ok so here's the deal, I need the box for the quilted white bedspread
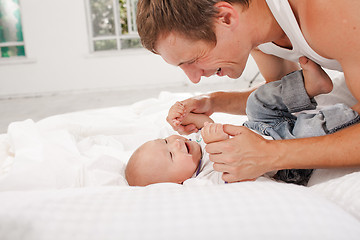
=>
[0,90,359,239]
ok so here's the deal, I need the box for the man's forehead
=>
[156,33,200,66]
[155,32,180,56]
[158,32,185,46]
[162,32,178,45]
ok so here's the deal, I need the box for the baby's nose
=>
[175,139,183,145]
[171,139,183,149]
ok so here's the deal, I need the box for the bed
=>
[1,76,360,239]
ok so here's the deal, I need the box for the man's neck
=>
[250,0,289,47]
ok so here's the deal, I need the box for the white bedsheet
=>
[0,90,360,239]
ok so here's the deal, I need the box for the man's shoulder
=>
[300,0,359,60]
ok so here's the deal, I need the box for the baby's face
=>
[139,135,202,184]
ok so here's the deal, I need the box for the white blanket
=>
[0,90,360,239]
[0,92,250,190]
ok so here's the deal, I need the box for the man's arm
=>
[275,125,360,170]
[208,89,255,115]
[250,48,300,82]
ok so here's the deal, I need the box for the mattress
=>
[0,89,359,239]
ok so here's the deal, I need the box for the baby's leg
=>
[299,56,333,98]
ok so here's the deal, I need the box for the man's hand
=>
[166,95,214,135]
[205,124,278,182]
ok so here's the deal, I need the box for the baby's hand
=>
[168,101,186,127]
[168,101,214,132]
[201,122,229,144]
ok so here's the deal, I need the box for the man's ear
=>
[214,1,239,29]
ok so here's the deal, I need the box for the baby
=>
[125,106,228,186]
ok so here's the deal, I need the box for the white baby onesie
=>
[187,132,225,184]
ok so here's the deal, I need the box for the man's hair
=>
[136,0,251,53]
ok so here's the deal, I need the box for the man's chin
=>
[230,72,243,79]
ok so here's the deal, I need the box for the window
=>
[86,0,142,52]
[0,0,25,58]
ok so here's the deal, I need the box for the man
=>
[136,0,360,182]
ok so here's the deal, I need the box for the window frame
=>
[85,0,142,54]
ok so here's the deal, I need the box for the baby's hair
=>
[126,142,164,186]
[125,146,144,186]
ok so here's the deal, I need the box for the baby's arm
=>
[201,122,229,144]
[168,101,214,129]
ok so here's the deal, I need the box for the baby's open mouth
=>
[185,141,190,153]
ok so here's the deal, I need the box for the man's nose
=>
[180,65,203,83]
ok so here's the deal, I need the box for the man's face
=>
[155,30,251,83]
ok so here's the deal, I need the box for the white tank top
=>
[258,0,343,72]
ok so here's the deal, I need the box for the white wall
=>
[0,0,259,98]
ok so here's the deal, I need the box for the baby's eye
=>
[164,139,168,144]
[187,59,196,65]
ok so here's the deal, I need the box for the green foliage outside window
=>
[0,0,26,58]
[119,0,128,35]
